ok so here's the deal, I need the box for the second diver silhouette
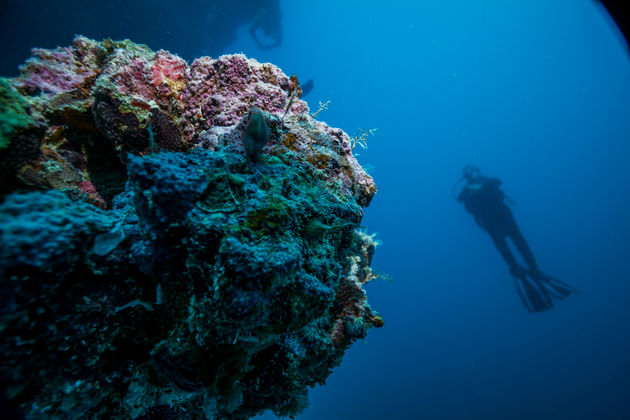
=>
[456,165,580,312]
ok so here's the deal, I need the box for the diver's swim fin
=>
[528,269,581,300]
[512,273,554,312]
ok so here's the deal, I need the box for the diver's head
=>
[462,164,481,182]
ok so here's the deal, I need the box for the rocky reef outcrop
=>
[0,36,382,419]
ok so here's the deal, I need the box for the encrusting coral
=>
[0,36,382,419]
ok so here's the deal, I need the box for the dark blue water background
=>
[2,1,629,418]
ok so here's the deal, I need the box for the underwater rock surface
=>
[0,37,381,419]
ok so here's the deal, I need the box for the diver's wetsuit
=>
[458,177,537,273]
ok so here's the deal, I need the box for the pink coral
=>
[181,54,305,130]
[151,51,187,86]
[151,50,188,101]
[7,36,376,208]
[13,45,98,95]
[78,179,98,194]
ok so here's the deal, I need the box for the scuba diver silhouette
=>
[456,165,579,312]
[248,0,283,50]
[205,0,283,54]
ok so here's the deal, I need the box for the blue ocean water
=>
[2,1,629,418]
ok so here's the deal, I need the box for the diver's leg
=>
[511,229,538,270]
[489,233,519,270]
[503,208,538,270]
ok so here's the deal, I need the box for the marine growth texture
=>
[0,37,381,419]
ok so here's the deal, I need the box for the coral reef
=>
[0,36,381,419]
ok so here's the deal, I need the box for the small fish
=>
[242,107,271,159]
